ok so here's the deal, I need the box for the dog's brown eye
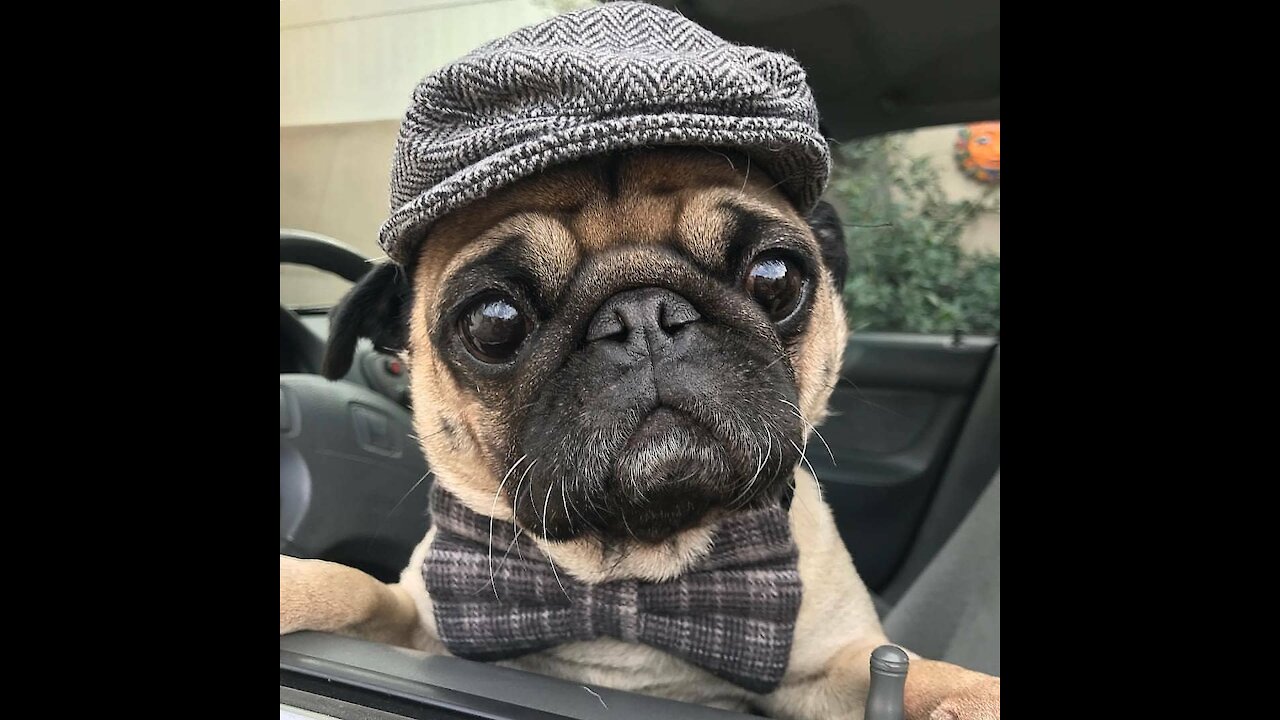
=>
[745,253,804,322]
[459,295,528,363]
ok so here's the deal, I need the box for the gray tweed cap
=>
[380,0,830,265]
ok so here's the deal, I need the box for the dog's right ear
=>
[322,262,412,380]
[807,200,848,292]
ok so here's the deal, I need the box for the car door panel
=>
[806,332,996,592]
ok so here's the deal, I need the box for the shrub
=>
[826,134,1000,336]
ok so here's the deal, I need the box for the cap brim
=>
[380,113,829,265]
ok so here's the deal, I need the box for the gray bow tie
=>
[422,484,802,693]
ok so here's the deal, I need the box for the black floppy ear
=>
[807,200,848,292]
[322,262,412,380]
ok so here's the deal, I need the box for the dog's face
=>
[326,148,848,564]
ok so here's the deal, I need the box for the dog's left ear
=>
[807,200,848,292]
[322,262,412,380]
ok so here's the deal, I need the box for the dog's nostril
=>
[586,311,628,342]
[585,288,700,344]
[659,298,700,332]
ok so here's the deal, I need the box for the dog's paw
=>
[280,554,362,635]
[280,554,319,635]
[280,554,394,637]
[927,675,1000,720]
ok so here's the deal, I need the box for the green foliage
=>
[826,135,1000,336]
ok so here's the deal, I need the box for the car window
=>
[829,124,1000,337]
[280,263,353,311]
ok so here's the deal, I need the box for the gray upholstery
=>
[870,592,893,621]
[882,347,1000,605]
[884,472,1000,676]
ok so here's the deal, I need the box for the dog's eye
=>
[459,295,529,363]
[745,253,805,322]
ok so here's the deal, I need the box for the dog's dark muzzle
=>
[512,284,802,543]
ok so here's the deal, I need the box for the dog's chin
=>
[602,408,758,543]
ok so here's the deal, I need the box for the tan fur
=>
[281,148,998,719]
[279,555,425,648]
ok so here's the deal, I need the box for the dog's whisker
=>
[388,470,433,521]
[834,375,910,419]
[789,438,826,503]
[512,458,539,528]
[565,489,591,531]
[510,458,539,561]
[762,352,789,372]
[511,399,542,415]
[365,469,435,556]
[607,537,636,574]
[500,526,524,564]
[559,481,573,533]
[532,485,546,526]
[739,432,766,508]
[545,549,573,600]
[807,424,836,467]
[706,147,737,172]
[779,397,837,467]
[786,477,818,523]
[619,505,639,542]
[488,455,528,601]
[732,421,769,508]
[539,486,574,601]
[541,481,558,536]
[760,169,804,194]
[475,527,525,596]
[760,430,775,505]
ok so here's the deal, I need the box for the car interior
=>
[281,0,998,717]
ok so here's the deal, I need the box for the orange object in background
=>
[955,121,1000,183]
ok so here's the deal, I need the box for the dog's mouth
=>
[511,388,803,544]
[621,406,693,453]
[594,404,766,542]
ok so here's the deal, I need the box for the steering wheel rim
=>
[280,229,372,374]
[280,228,373,282]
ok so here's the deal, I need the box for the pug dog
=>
[280,147,999,719]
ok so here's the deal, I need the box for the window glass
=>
[827,124,1000,336]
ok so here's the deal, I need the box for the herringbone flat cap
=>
[380,0,830,265]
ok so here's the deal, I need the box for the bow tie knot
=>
[577,580,641,642]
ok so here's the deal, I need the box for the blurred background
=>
[280,0,999,336]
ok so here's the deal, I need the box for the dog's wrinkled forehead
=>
[415,148,813,313]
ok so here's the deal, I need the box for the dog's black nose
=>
[586,288,701,345]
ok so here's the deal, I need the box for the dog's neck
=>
[431,472,811,584]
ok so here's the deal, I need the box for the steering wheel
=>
[280,230,432,582]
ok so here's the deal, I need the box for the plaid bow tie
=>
[422,484,802,693]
